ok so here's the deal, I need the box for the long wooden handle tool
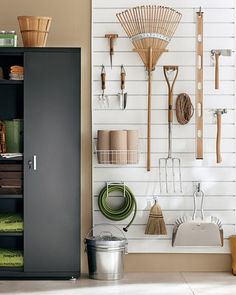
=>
[196,8,204,160]
[215,109,227,164]
[211,49,232,90]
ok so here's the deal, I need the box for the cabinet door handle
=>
[28,155,37,170]
[33,155,37,170]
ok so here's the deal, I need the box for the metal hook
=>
[106,182,126,198]
[121,64,126,75]
[101,64,105,74]
[153,195,158,204]
[197,7,202,15]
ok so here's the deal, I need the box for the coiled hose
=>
[176,93,194,125]
[98,184,137,232]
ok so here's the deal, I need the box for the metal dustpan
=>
[172,184,223,247]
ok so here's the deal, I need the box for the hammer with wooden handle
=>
[211,50,232,90]
[214,109,227,164]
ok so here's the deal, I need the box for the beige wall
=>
[0,0,231,273]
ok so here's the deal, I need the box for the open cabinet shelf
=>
[0,80,23,85]
[0,233,23,237]
[0,267,23,272]
[0,195,23,199]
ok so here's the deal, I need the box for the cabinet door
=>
[24,51,80,272]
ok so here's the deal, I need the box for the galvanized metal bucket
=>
[85,224,128,280]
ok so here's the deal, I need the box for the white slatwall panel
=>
[92,0,236,253]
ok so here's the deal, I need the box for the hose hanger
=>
[98,182,137,232]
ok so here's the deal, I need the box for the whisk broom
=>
[117,6,182,171]
[145,197,167,235]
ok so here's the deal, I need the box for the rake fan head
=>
[117,5,182,70]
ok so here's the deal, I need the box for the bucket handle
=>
[99,231,113,238]
[84,223,128,254]
[85,223,127,241]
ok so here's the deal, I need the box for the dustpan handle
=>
[192,185,205,220]
[200,190,205,220]
[192,191,197,220]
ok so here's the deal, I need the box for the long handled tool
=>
[117,6,182,171]
[159,66,182,193]
[99,65,109,108]
[172,182,223,247]
[196,8,204,160]
[211,49,232,90]
[118,65,127,110]
[214,109,227,164]
[105,34,118,69]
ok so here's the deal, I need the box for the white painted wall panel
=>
[92,0,236,253]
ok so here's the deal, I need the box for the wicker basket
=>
[17,16,52,47]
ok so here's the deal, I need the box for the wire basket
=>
[95,143,139,165]
[18,16,52,47]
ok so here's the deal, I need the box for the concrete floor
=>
[0,272,236,295]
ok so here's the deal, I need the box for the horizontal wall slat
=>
[93,196,236,211]
[93,154,236,168]
[93,81,235,96]
[126,239,231,254]
[93,52,235,67]
[93,138,236,153]
[93,110,235,124]
[93,181,236,196]
[93,0,235,9]
[94,37,235,53]
[94,210,236,226]
[93,8,235,23]
[93,124,236,139]
[93,66,235,82]
[93,224,234,240]
[93,95,236,110]
[93,23,235,38]
[94,167,235,182]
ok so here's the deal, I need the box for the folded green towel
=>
[0,249,23,267]
[0,214,23,232]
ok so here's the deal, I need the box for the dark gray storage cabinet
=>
[0,48,81,279]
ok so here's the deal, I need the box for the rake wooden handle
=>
[215,53,220,90]
[216,112,222,164]
[147,48,153,172]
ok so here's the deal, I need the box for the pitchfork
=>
[159,66,182,193]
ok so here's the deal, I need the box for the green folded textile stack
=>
[0,214,23,232]
[0,249,23,267]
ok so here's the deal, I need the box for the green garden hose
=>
[98,184,137,232]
